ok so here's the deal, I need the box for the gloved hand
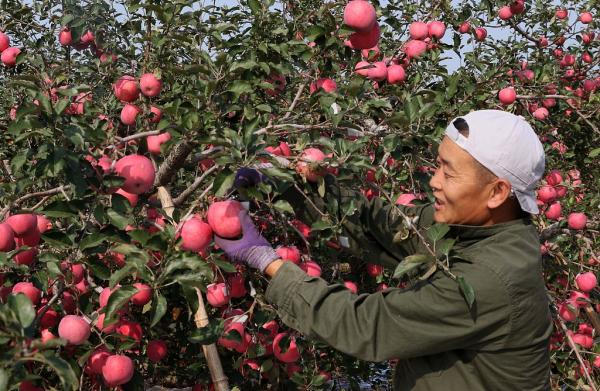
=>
[213,210,281,273]
[231,163,273,190]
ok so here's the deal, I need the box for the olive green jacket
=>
[265,176,552,390]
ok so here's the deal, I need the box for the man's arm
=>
[279,174,435,269]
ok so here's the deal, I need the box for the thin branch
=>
[173,165,219,206]
[507,19,541,44]
[0,185,71,221]
[283,68,314,119]
[558,317,598,391]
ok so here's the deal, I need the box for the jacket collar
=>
[446,216,534,241]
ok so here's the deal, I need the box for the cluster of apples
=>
[113,74,164,130]
[0,31,20,67]
[58,27,116,63]
[536,169,587,223]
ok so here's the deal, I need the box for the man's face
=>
[429,136,494,226]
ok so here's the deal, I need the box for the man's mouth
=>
[434,198,444,210]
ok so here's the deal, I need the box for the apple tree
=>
[0,0,599,389]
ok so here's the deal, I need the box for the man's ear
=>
[487,179,513,209]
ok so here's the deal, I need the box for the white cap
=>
[444,110,545,214]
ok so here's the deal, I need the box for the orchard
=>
[0,0,599,390]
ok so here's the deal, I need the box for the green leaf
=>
[109,265,136,290]
[105,285,138,324]
[427,223,450,242]
[80,234,106,251]
[273,200,294,214]
[393,254,435,279]
[227,81,253,94]
[41,200,78,218]
[0,369,8,391]
[9,293,36,328]
[106,208,132,230]
[188,317,224,345]
[248,0,261,14]
[590,148,600,158]
[210,257,239,273]
[456,276,475,308]
[33,353,78,390]
[87,259,111,280]
[150,294,167,327]
[212,168,235,197]
[440,238,456,259]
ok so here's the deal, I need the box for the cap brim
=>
[515,189,539,214]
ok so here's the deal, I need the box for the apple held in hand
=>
[207,200,245,238]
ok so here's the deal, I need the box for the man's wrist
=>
[264,258,285,277]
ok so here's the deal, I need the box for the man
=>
[216,110,552,390]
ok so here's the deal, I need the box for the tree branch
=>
[0,185,71,221]
[173,165,219,206]
[154,141,195,187]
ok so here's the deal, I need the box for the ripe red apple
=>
[218,321,245,349]
[258,320,279,339]
[563,54,575,66]
[1,47,20,66]
[265,141,291,156]
[361,46,379,61]
[458,22,470,34]
[61,262,84,284]
[538,185,557,203]
[114,75,140,102]
[58,315,91,345]
[571,333,594,349]
[366,263,384,276]
[498,87,516,105]
[409,22,429,40]
[147,132,172,155]
[179,217,213,253]
[36,215,51,234]
[349,21,380,50]
[114,154,155,194]
[556,9,568,19]
[582,52,593,63]
[116,319,142,344]
[207,283,230,307]
[100,52,117,63]
[148,106,163,123]
[95,313,117,333]
[533,107,549,120]
[227,274,247,298]
[544,201,561,220]
[546,170,563,186]
[13,247,37,266]
[299,260,322,277]
[102,355,135,385]
[114,188,138,207]
[0,32,10,52]
[6,213,37,238]
[582,80,596,93]
[428,21,446,39]
[404,40,427,59]
[355,61,371,77]
[344,0,376,33]
[499,6,513,20]
[12,282,41,305]
[558,302,578,321]
[0,222,15,252]
[15,229,41,248]
[88,346,113,374]
[37,307,59,329]
[475,28,487,41]
[576,272,597,292]
[309,78,337,94]
[344,281,358,294]
[367,61,387,81]
[568,213,587,230]
[80,30,95,45]
[140,73,162,97]
[131,283,152,306]
[580,12,593,24]
[276,246,300,264]
[120,103,142,126]
[509,0,525,14]
[273,333,301,362]
[207,200,245,238]
[296,148,326,182]
[147,340,167,362]
[386,64,405,85]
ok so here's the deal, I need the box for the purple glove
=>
[231,163,273,189]
[214,210,281,273]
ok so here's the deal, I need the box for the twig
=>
[558,317,598,391]
[0,185,71,221]
[2,160,16,182]
[507,19,541,44]
[173,165,219,206]
[283,68,314,119]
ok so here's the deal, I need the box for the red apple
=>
[273,333,301,363]
[227,274,247,298]
[114,75,140,102]
[265,141,291,156]
[147,132,172,155]
[386,65,405,85]
[344,0,376,33]
[88,346,113,374]
[13,247,37,266]
[409,22,429,40]
[556,9,568,19]
[140,73,162,97]
[361,46,380,61]
[116,319,142,345]
[544,201,561,220]
[7,213,38,237]
[276,246,301,264]
[576,272,597,292]
[458,22,470,34]
[299,260,322,277]
[344,281,358,294]
[475,28,487,41]
[58,315,90,345]
[206,283,230,307]
[580,12,593,24]
[558,302,578,321]
[428,21,446,39]
[12,282,41,305]
[571,333,594,349]
[366,263,384,276]
[404,40,427,59]
[498,87,516,105]
[309,78,337,94]
[355,61,371,77]
[36,215,51,233]
[264,73,285,95]
[568,213,587,230]
[349,22,380,50]
[131,283,152,306]
[179,217,213,253]
[147,340,167,362]
[120,103,142,126]
[1,47,20,66]
[367,61,387,81]
[37,307,59,329]
[114,188,138,207]
[60,262,84,284]
[207,200,245,238]
[538,185,557,203]
[499,6,513,20]
[533,107,549,120]
[510,0,525,14]
[546,170,563,186]
[258,320,279,339]
[149,106,163,123]
[218,321,245,349]
[114,154,156,194]
[0,222,15,252]
[0,32,10,52]
[102,355,134,385]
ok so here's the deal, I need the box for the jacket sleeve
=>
[265,261,512,363]
[279,174,435,269]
